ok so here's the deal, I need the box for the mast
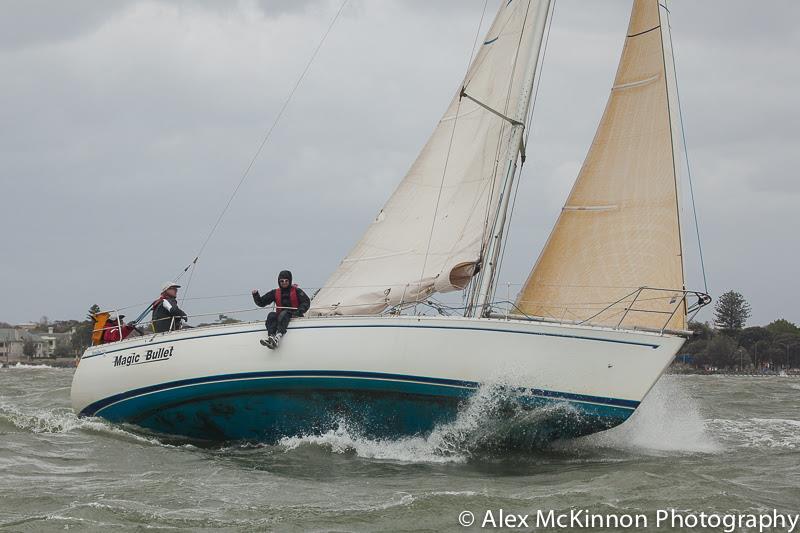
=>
[467,0,552,318]
[658,1,688,296]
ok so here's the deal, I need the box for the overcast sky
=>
[1,0,797,326]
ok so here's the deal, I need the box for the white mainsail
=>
[516,0,687,331]
[310,0,552,316]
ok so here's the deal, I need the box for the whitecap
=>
[278,421,466,464]
[276,382,593,463]
[708,417,800,449]
[0,401,169,446]
[7,362,60,369]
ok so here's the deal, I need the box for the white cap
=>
[161,281,181,293]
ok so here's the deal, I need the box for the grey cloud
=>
[0,0,797,327]
[0,1,124,50]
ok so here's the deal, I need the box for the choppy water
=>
[1,366,798,532]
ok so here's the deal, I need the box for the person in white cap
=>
[151,282,188,333]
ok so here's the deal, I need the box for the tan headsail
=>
[311,0,551,316]
[515,0,687,331]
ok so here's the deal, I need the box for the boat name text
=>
[113,346,174,368]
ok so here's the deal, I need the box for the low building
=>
[0,328,42,360]
[0,327,74,362]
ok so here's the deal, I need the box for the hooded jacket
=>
[252,270,311,317]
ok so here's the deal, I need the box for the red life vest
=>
[104,323,134,343]
[151,297,164,311]
[274,284,299,313]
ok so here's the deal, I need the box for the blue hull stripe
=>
[80,370,641,417]
[80,323,659,360]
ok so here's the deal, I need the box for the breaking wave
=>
[279,423,462,463]
[0,401,167,446]
[278,377,725,462]
[7,362,58,369]
[3,372,761,462]
[276,383,627,463]
[3,381,591,462]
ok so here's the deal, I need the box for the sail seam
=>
[341,250,414,262]
[464,2,521,87]
[627,25,660,38]
[612,74,660,90]
[562,205,618,212]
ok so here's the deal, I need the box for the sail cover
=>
[311,0,551,316]
[516,0,687,331]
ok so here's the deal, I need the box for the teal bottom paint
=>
[95,377,634,444]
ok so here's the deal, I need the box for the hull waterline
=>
[71,316,684,445]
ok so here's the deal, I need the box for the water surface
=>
[1,366,798,531]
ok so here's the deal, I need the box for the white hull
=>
[71,315,684,443]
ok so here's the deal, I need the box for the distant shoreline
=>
[1,358,76,369]
[668,367,800,377]
[3,359,798,379]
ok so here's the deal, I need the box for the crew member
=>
[152,282,188,333]
[252,270,310,348]
[103,315,137,343]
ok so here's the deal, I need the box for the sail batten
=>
[311,0,551,316]
[515,0,687,331]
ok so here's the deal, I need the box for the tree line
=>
[6,294,799,368]
[680,290,800,370]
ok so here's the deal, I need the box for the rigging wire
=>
[468,0,537,313]
[414,0,489,309]
[492,0,556,301]
[180,256,198,305]
[468,2,528,305]
[173,0,350,293]
[664,3,709,295]
[474,1,535,253]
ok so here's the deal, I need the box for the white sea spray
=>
[576,376,722,454]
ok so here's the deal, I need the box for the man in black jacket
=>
[252,270,310,348]
[152,282,188,333]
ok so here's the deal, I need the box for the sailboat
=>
[71,0,709,444]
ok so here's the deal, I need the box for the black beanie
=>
[278,270,292,284]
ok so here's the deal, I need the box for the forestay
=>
[516,0,687,331]
[311,0,551,316]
